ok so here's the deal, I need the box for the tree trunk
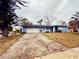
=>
[1,26,8,37]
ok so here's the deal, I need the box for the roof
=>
[22,25,68,28]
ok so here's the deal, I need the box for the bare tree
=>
[43,14,54,25]
[59,20,67,26]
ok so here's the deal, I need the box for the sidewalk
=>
[34,48,79,59]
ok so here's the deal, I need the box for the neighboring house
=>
[21,25,68,33]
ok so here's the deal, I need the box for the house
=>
[21,25,68,33]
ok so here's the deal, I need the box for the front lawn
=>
[43,32,79,48]
[0,34,23,55]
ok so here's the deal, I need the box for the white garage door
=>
[27,28,40,33]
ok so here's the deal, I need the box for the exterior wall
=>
[41,28,51,32]
[22,27,52,33]
[53,27,68,32]
[22,26,68,33]
[22,27,27,33]
[53,27,56,32]
[58,27,68,32]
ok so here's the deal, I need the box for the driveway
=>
[0,33,69,59]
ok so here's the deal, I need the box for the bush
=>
[15,29,20,33]
[56,30,62,32]
[45,31,49,33]
[74,30,78,32]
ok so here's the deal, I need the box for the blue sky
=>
[15,0,79,24]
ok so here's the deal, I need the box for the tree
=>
[43,14,54,25]
[58,20,67,26]
[69,12,79,32]
[37,19,43,25]
[37,19,43,32]
[21,18,32,25]
[0,0,27,37]
[21,18,28,25]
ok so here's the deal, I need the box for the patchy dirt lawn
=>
[43,32,79,48]
[0,34,23,55]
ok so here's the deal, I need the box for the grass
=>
[0,34,23,55]
[43,32,79,48]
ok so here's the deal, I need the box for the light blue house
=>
[21,25,68,33]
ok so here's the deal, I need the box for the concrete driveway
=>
[0,33,70,59]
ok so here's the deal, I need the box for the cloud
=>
[15,0,79,24]
[55,0,68,12]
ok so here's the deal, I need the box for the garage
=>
[26,28,40,33]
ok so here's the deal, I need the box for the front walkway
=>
[0,33,68,59]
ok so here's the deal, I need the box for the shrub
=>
[45,31,49,33]
[56,30,62,32]
[15,29,20,33]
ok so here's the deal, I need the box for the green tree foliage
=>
[21,18,32,25]
[21,18,28,25]
[0,0,27,37]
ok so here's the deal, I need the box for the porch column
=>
[55,26,58,32]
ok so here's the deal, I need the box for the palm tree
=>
[37,19,43,25]
[37,19,43,32]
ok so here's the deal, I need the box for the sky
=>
[15,0,79,25]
